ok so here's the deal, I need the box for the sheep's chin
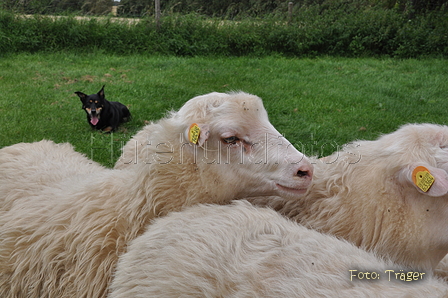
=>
[275,183,308,198]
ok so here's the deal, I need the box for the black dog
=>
[75,86,131,132]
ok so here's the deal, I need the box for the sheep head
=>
[383,124,448,270]
[302,123,448,271]
[117,92,313,208]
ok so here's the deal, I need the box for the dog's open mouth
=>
[90,116,99,126]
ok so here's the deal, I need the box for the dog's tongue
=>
[90,116,99,126]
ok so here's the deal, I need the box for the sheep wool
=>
[0,91,312,298]
[250,123,448,272]
[110,201,448,298]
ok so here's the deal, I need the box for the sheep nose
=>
[295,164,313,180]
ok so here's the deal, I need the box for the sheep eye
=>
[222,136,239,144]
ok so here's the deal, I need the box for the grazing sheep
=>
[109,201,448,298]
[0,91,313,298]
[250,123,448,272]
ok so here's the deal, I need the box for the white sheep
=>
[435,256,448,280]
[0,140,105,211]
[250,123,448,273]
[109,200,448,298]
[0,91,313,298]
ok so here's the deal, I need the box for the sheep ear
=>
[185,123,210,146]
[399,163,448,197]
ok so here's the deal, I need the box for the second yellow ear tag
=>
[412,166,435,192]
[188,123,200,144]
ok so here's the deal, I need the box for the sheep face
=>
[117,92,313,201]
[181,93,313,199]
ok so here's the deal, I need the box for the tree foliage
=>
[0,0,111,15]
[1,0,447,17]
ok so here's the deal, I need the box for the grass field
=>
[1,52,447,167]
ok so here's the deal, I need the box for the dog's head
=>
[75,85,106,126]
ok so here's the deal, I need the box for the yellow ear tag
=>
[412,166,435,192]
[188,123,200,144]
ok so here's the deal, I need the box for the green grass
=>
[1,52,447,167]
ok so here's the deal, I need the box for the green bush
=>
[0,6,446,58]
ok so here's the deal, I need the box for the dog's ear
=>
[75,91,87,102]
[98,85,105,98]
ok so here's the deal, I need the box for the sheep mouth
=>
[275,183,308,195]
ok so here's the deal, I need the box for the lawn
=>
[1,52,447,167]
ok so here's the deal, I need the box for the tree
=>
[81,0,114,15]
